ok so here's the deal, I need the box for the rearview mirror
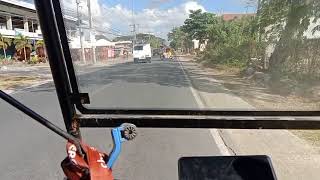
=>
[178,155,277,180]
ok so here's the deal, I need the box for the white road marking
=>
[209,129,231,155]
[177,59,205,108]
[177,58,231,155]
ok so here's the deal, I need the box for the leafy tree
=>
[36,40,44,48]
[113,33,165,48]
[258,0,320,77]
[14,34,32,61]
[168,27,193,52]
[0,34,12,59]
[203,15,259,67]
[181,9,216,44]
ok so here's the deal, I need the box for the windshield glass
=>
[134,45,143,51]
[60,0,320,111]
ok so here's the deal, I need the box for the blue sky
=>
[20,0,256,39]
[102,0,256,13]
[92,0,258,39]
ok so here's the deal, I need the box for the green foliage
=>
[113,33,165,48]
[168,27,193,52]
[14,35,32,50]
[168,1,320,81]
[36,40,44,48]
[146,35,164,49]
[13,34,32,61]
[258,0,320,79]
[203,14,260,68]
[29,55,39,64]
[181,9,216,44]
[0,34,12,59]
[0,34,12,49]
[170,9,262,67]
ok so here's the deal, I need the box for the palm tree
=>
[35,40,46,62]
[35,40,44,48]
[0,34,12,59]
[13,34,32,61]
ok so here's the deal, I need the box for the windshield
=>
[134,45,143,51]
[1,0,320,180]
[60,0,320,111]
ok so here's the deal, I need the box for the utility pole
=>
[257,0,262,43]
[87,0,96,64]
[76,0,86,64]
[131,0,136,47]
[130,24,136,44]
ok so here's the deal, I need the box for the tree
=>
[0,34,12,59]
[259,0,320,77]
[181,9,216,44]
[14,34,32,61]
[35,40,44,48]
[168,27,193,52]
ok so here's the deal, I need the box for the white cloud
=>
[184,1,206,13]
[99,1,206,39]
[22,0,205,39]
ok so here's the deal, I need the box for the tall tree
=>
[14,34,32,61]
[259,0,320,77]
[168,27,192,52]
[181,9,216,44]
[0,34,12,59]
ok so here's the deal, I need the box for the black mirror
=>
[178,155,277,180]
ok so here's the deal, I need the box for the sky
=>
[94,0,257,39]
[103,0,256,14]
[22,0,257,39]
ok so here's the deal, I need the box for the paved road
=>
[0,57,221,179]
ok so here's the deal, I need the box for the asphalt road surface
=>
[0,57,221,179]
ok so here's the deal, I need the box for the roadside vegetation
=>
[168,0,320,97]
[0,34,47,65]
[168,0,320,147]
[113,33,165,49]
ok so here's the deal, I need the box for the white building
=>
[0,0,78,40]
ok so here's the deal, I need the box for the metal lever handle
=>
[107,123,137,169]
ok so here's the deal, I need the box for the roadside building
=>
[0,0,78,60]
[222,13,256,22]
[114,41,132,57]
[95,39,115,60]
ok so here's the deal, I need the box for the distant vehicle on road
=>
[133,44,152,63]
[152,48,161,56]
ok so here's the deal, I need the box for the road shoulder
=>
[179,56,320,180]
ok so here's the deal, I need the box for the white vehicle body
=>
[133,44,152,63]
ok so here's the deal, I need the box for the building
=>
[114,41,132,57]
[222,13,256,21]
[0,0,79,40]
[0,0,41,39]
[0,0,128,62]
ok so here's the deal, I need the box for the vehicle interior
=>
[0,0,320,179]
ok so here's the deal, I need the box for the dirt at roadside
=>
[195,62,320,148]
[205,65,320,111]
[0,75,43,90]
